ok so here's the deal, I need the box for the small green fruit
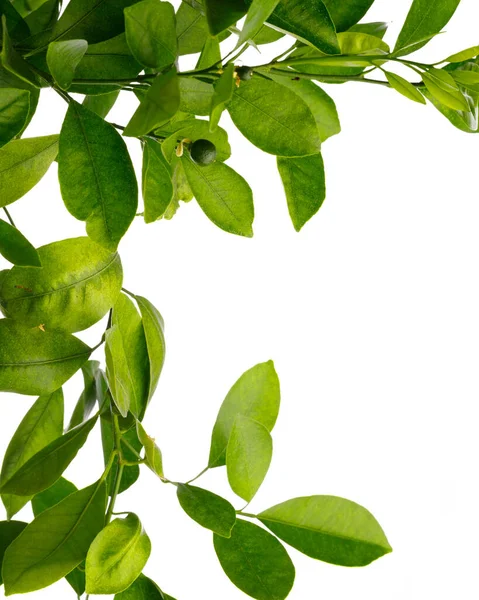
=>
[235,66,254,81]
[190,139,217,166]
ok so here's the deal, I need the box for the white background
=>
[2,0,479,598]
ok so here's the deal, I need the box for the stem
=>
[186,466,210,485]
[121,437,142,459]
[90,338,105,353]
[236,511,256,519]
[105,414,125,523]
[3,207,15,227]
[121,287,136,299]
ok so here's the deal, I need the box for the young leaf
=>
[142,139,174,223]
[394,0,461,56]
[58,101,138,250]
[46,39,88,90]
[83,90,120,118]
[0,236,123,333]
[0,319,91,395]
[124,69,180,137]
[31,477,77,515]
[0,88,30,148]
[446,45,479,63]
[135,295,166,405]
[181,155,254,237]
[210,63,235,131]
[214,519,295,600]
[0,135,58,208]
[259,495,393,566]
[1,389,64,519]
[203,0,247,36]
[2,480,106,594]
[176,484,236,537]
[125,0,177,69]
[86,513,151,594]
[105,325,133,417]
[137,422,164,478]
[237,0,281,47]
[179,77,215,116]
[0,415,98,496]
[68,360,101,430]
[421,70,469,111]
[226,415,273,502]
[322,0,375,32]
[0,218,41,267]
[228,76,322,157]
[422,87,478,133]
[0,521,27,586]
[209,361,280,468]
[384,71,427,104]
[115,573,171,599]
[277,153,326,231]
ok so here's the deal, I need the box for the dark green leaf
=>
[46,39,88,89]
[1,389,64,519]
[226,415,272,502]
[179,77,215,116]
[24,0,60,35]
[0,135,58,208]
[394,0,461,56]
[182,155,254,237]
[115,573,169,599]
[0,319,91,395]
[0,88,30,148]
[0,67,40,137]
[0,236,123,332]
[66,567,86,597]
[228,76,322,157]
[125,0,177,69]
[31,477,77,515]
[83,91,120,118]
[210,63,235,130]
[0,219,41,267]
[142,139,174,223]
[384,71,426,104]
[2,480,106,594]
[0,0,29,42]
[0,521,27,586]
[177,484,236,537]
[259,495,392,566]
[209,361,280,468]
[124,69,180,137]
[58,101,138,250]
[137,421,164,478]
[203,0,247,35]
[68,360,101,429]
[86,513,151,594]
[0,415,98,496]
[238,0,281,47]
[323,0,375,32]
[277,153,326,231]
[1,16,43,88]
[214,519,295,600]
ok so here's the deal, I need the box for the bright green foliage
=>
[0,218,41,267]
[259,495,392,566]
[214,519,295,600]
[384,71,427,104]
[85,513,151,594]
[237,0,281,47]
[0,88,29,147]
[177,484,236,537]
[32,477,77,515]
[46,39,88,89]
[137,421,164,478]
[210,63,235,130]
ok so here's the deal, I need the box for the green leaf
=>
[0,521,27,586]
[2,480,106,594]
[0,236,123,333]
[179,77,215,116]
[349,21,388,38]
[0,135,58,208]
[176,1,209,55]
[422,86,479,132]
[0,88,30,148]
[135,295,166,405]
[338,31,389,55]
[124,69,180,137]
[24,0,60,36]
[210,63,235,131]
[214,519,295,600]
[46,39,88,89]
[0,319,91,395]
[0,219,41,267]
[51,0,140,44]
[86,513,151,594]
[421,69,469,111]
[1,389,63,519]
[137,421,164,478]
[252,25,284,45]
[394,0,461,56]
[203,0,247,35]
[268,75,340,142]
[1,16,43,88]
[0,68,39,136]
[264,0,339,54]
[446,45,479,63]
[58,101,138,250]
[277,153,326,231]
[226,415,272,502]
[115,573,170,599]
[177,484,236,537]
[209,361,280,468]
[238,0,281,47]
[68,360,100,429]
[83,91,120,118]
[323,0,375,32]
[384,71,426,104]
[0,415,98,496]
[451,70,479,86]
[31,477,77,515]
[66,567,86,598]
[159,119,231,163]
[0,0,29,42]
[228,76,322,157]
[181,155,254,237]
[259,495,392,566]
[142,139,174,223]
[125,0,177,69]
[101,415,142,495]
[196,35,221,70]
[105,325,132,417]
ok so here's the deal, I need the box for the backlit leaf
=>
[0,88,30,148]
[177,484,236,537]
